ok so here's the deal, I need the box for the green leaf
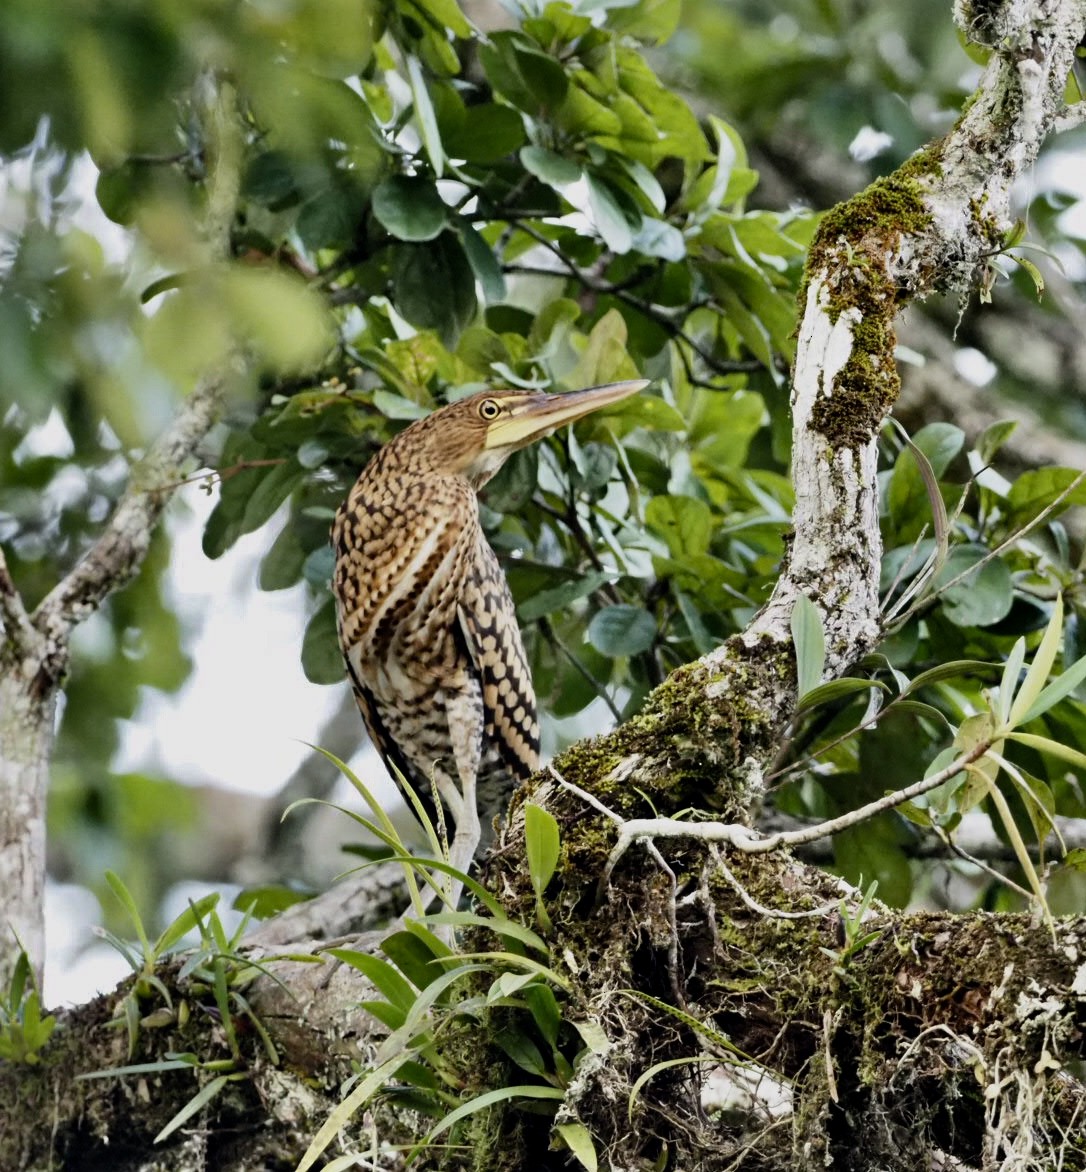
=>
[391,235,477,345]
[105,870,151,957]
[976,419,1018,466]
[422,1085,565,1147]
[154,1075,232,1143]
[154,892,220,955]
[479,33,569,115]
[644,494,712,558]
[296,183,367,250]
[790,595,825,702]
[588,605,657,657]
[795,677,886,713]
[521,982,561,1049]
[327,949,418,1013]
[1007,467,1086,526]
[1014,653,1086,727]
[516,570,615,624]
[521,145,581,187]
[524,804,561,899]
[301,597,343,684]
[998,638,1027,725]
[902,659,999,696]
[231,885,310,919]
[556,1122,599,1172]
[407,55,444,178]
[934,546,1013,628]
[412,0,471,38]
[443,103,526,164]
[380,930,445,990]
[243,150,298,207]
[492,1027,548,1076]
[222,268,334,373]
[586,173,634,253]
[1010,253,1045,298]
[458,219,506,304]
[372,175,448,242]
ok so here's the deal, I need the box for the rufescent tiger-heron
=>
[332,379,648,896]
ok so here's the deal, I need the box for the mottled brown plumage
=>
[332,380,647,885]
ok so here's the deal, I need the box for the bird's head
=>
[395,379,649,488]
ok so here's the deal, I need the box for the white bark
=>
[697,0,1086,740]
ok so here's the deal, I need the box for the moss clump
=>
[801,142,944,450]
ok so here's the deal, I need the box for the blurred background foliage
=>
[2,0,1086,945]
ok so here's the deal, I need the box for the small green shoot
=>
[0,948,56,1064]
[524,803,561,931]
[821,881,882,975]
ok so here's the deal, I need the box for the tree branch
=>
[0,77,246,990]
[30,80,244,684]
[0,545,39,662]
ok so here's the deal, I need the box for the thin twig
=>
[601,738,994,881]
[895,467,1086,627]
[932,824,1034,902]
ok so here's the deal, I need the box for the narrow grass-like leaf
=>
[1008,595,1063,727]
[90,927,140,972]
[422,911,546,953]
[794,678,885,713]
[555,1122,599,1172]
[900,428,950,569]
[302,744,429,911]
[790,595,825,701]
[998,638,1027,725]
[984,771,1052,929]
[1013,651,1086,728]
[76,1058,194,1080]
[376,966,486,1063]
[155,893,220,956]
[296,1053,417,1172]
[421,1084,564,1147]
[1008,731,1086,770]
[902,659,999,695]
[442,951,568,988]
[105,871,152,958]
[154,1074,233,1143]
[629,1055,718,1121]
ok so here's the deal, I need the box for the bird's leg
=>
[438,690,485,912]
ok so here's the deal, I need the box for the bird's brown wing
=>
[456,547,540,782]
[343,655,439,820]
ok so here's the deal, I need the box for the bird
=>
[331,379,648,895]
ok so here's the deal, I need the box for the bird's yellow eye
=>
[478,398,501,421]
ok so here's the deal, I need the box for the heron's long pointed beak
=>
[483,379,649,450]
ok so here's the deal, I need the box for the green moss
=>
[800,141,944,450]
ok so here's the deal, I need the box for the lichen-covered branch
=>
[551,0,1086,824]
[0,79,244,990]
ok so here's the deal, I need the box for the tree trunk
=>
[0,661,57,989]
